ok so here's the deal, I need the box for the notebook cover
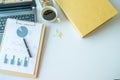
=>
[56,0,118,37]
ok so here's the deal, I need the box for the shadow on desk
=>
[37,26,51,78]
[83,14,119,39]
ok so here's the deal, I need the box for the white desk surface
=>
[0,0,120,80]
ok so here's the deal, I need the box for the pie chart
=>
[17,26,28,38]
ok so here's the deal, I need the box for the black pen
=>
[23,38,32,58]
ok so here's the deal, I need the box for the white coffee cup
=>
[41,6,58,22]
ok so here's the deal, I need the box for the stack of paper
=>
[0,19,45,78]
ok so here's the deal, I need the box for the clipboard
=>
[0,19,45,78]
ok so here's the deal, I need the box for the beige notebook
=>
[56,0,118,37]
[0,19,45,78]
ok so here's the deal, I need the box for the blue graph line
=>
[24,57,29,67]
[3,54,29,67]
[17,58,22,66]
[10,55,15,65]
[4,54,8,64]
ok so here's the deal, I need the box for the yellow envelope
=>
[56,0,118,37]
